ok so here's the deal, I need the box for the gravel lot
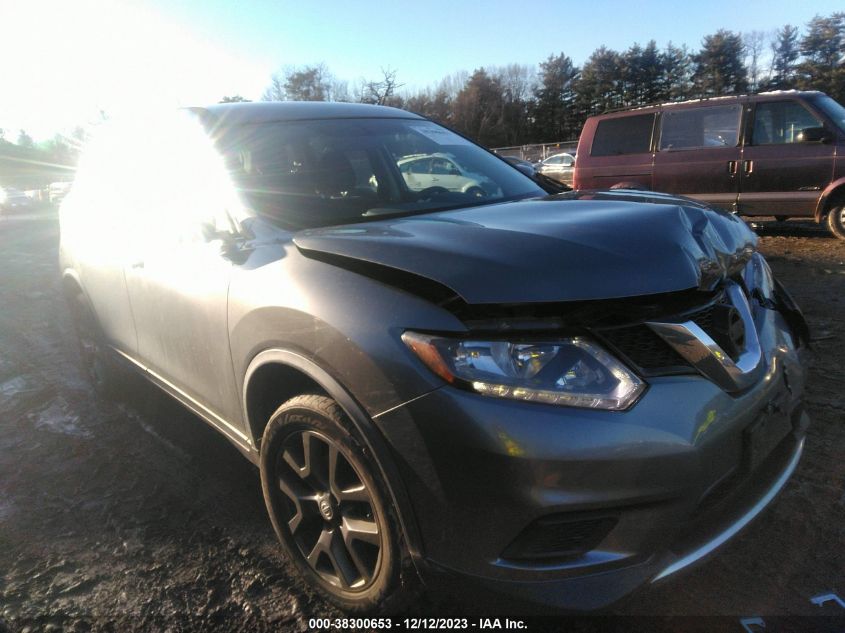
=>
[0,211,843,631]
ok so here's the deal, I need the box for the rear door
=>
[738,98,835,217]
[652,103,744,211]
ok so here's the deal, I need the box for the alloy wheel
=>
[274,430,383,591]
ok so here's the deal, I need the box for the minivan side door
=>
[738,98,836,217]
[652,103,744,211]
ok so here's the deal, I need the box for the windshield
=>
[212,117,544,229]
[811,95,845,134]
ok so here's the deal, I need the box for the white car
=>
[535,152,575,185]
[397,153,497,197]
[0,187,35,213]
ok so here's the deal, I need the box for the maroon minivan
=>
[573,91,845,239]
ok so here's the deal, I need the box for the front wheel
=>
[826,206,845,240]
[68,292,126,397]
[260,394,409,613]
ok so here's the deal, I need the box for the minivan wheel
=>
[68,293,125,397]
[260,395,406,613]
[826,206,845,240]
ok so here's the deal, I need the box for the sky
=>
[0,0,842,142]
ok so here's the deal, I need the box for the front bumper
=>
[374,306,807,610]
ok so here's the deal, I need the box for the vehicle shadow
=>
[746,218,831,239]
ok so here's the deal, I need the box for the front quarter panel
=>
[227,221,466,428]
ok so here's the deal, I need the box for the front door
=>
[652,103,745,211]
[738,99,835,217]
[122,115,247,439]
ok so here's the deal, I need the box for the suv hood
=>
[293,196,757,304]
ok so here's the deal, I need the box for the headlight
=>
[742,252,774,303]
[402,332,645,411]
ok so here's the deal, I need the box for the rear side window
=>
[752,100,823,145]
[590,114,655,156]
[659,104,742,150]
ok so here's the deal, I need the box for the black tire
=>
[465,186,486,198]
[260,394,410,613]
[826,205,845,240]
[68,292,126,398]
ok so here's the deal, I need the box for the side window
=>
[408,159,430,174]
[562,155,574,166]
[659,104,743,150]
[752,101,823,145]
[591,114,655,156]
[144,115,243,244]
[431,158,452,175]
[545,155,562,165]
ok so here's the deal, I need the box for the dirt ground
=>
[0,211,843,632]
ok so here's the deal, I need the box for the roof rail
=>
[599,90,822,115]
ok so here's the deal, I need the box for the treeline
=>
[248,12,845,148]
[0,129,81,188]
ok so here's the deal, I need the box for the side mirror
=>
[201,222,232,242]
[797,126,832,143]
[201,221,241,255]
[513,163,536,178]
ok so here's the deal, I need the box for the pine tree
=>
[692,30,749,97]
[531,54,578,141]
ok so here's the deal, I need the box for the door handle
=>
[727,160,738,175]
[131,260,145,269]
[743,160,753,174]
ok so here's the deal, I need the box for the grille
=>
[600,324,690,373]
[598,296,729,375]
[502,515,618,562]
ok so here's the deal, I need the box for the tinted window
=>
[591,114,655,156]
[752,100,823,145]
[810,95,845,134]
[659,104,742,150]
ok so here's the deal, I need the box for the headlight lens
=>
[402,332,645,411]
[742,252,774,303]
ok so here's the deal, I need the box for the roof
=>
[192,101,424,126]
[598,90,829,117]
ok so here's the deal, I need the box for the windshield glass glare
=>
[213,117,544,229]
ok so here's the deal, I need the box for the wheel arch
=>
[242,348,426,564]
[61,269,85,299]
[814,177,845,222]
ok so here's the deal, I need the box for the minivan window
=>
[810,95,845,133]
[752,100,823,145]
[590,114,655,156]
[659,104,742,150]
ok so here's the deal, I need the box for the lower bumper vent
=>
[501,514,617,563]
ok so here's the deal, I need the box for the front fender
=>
[815,176,845,221]
[241,346,429,566]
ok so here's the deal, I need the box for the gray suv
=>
[60,102,809,613]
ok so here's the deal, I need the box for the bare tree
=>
[743,30,770,92]
[262,64,338,101]
[357,67,404,105]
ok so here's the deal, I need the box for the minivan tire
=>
[826,206,845,240]
[259,394,408,613]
